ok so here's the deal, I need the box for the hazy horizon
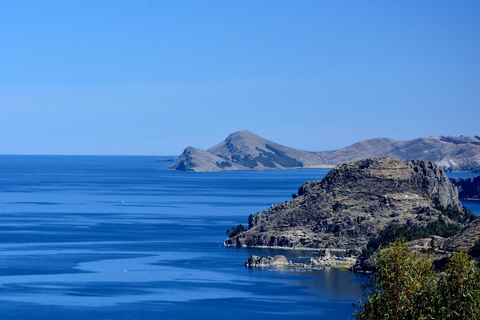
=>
[1,132,479,156]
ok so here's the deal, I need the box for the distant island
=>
[167,130,480,173]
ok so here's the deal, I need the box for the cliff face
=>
[168,131,480,172]
[223,158,466,250]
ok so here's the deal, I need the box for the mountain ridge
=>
[167,131,480,173]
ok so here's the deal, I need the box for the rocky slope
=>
[223,158,469,251]
[443,218,480,253]
[168,146,246,172]
[168,131,480,172]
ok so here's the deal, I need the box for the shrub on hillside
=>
[353,239,480,320]
[226,224,246,238]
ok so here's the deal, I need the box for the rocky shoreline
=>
[245,250,357,271]
[224,158,468,250]
[243,229,480,273]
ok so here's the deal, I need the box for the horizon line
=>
[0,154,178,157]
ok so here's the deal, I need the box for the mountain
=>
[168,131,480,172]
[223,158,473,250]
[168,130,326,172]
[318,135,480,172]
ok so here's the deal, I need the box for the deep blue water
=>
[0,156,367,320]
[0,156,478,320]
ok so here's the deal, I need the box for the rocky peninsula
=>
[224,158,480,271]
[224,158,469,250]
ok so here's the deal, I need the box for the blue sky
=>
[1,1,479,155]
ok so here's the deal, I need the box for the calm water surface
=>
[0,156,366,320]
[0,156,477,320]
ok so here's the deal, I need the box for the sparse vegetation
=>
[440,135,480,146]
[264,144,303,168]
[362,218,462,259]
[231,154,259,168]
[440,136,468,145]
[357,158,376,170]
[254,146,303,168]
[255,156,276,168]
[216,161,232,168]
[226,224,246,238]
[229,145,304,169]
[434,203,476,224]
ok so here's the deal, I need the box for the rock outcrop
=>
[245,253,356,269]
[168,131,480,172]
[245,255,289,267]
[310,249,357,267]
[223,158,468,251]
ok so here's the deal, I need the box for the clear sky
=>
[1,1,479,155]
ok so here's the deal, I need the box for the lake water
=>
[0,156,477,320]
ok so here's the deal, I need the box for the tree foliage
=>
[226,224,246,238]
[437,252,480,319]
[435,203,476,224]
[353,240,436,319]
[353,239,480,320]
